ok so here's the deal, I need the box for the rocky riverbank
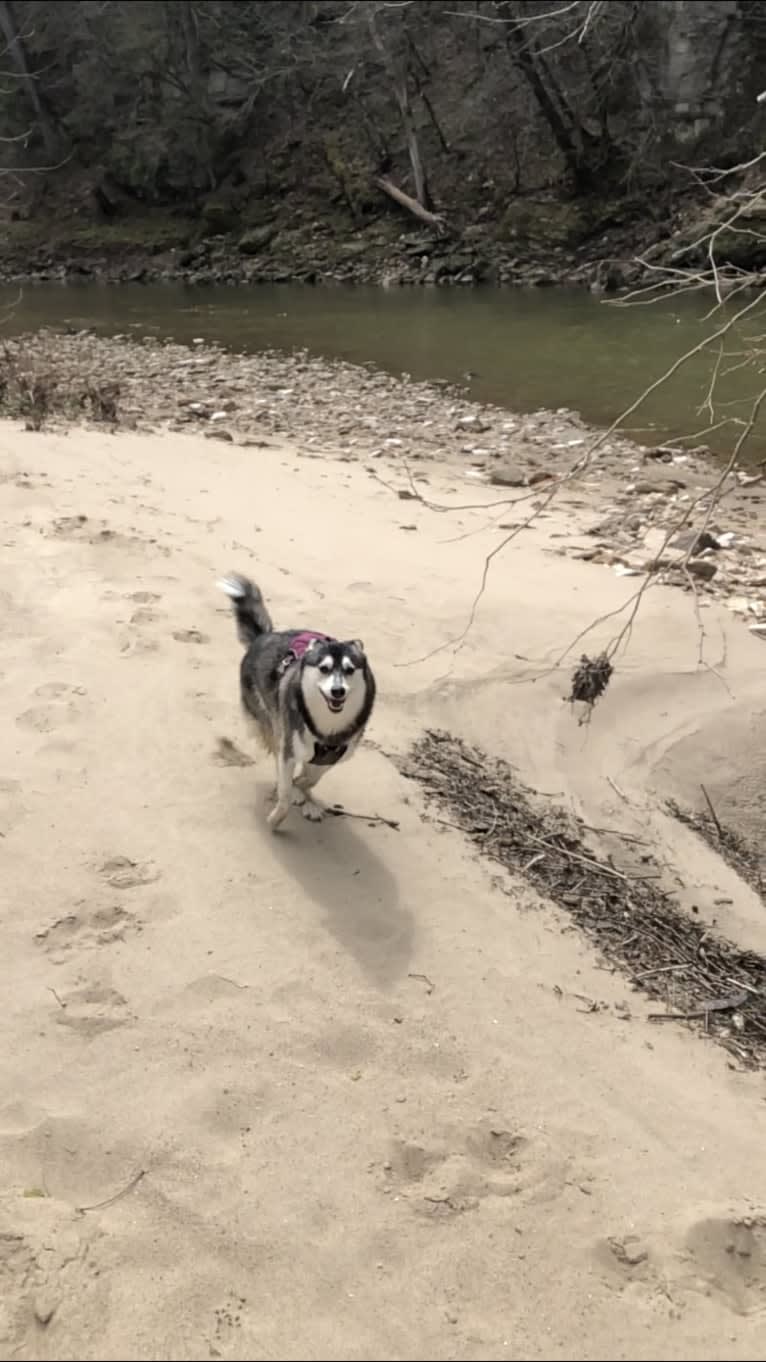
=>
[0,213,632,291]
[3,328,766,638]
[0,186,715,292]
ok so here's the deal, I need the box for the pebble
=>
[686,559,717,581]
[490,463,526,487]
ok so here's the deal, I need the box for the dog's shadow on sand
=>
[265,800,413,988]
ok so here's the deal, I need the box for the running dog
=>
[218,574,376,830]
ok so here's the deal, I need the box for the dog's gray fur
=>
[218,573,376,830]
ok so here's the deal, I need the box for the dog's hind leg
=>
[268,746,296,831]
[293,764,325,822]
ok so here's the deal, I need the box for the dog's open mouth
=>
[326,697,345,713]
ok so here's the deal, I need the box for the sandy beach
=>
[3,403,766,1361]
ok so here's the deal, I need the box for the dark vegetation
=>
[0,1,765,282]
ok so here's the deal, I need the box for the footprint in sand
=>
[33,682,87,700]
[46,514,169,556]
[130,607,163,626]
[0,777,26,837]
[213,737,254,768]
[35,904,142,959]
[116,592,167,652]
[127,591,162,604]
[677,1213,766,1315]
[16,684,88,733]
[595,1211,766,1313]
[119,635,160,657]
[49,514,89,537]
[0,1108,141,1212]
[594,1234,653,1289]
[98,856,160,890]
[0,1191,103,1350]
[52,984,132,1035]
[173,628,209,645]
[380,1119,567,1220]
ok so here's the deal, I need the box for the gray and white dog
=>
[218,573,376,830]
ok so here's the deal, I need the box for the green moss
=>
[200,198,242,233]
[1,216,196,256]
[322,135,377,217]
[497,199,593,247]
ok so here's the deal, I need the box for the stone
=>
[686,558,717,580]
[456,414,489,432]
[671,528,720,554]
[237,225,277,255]
[490,463,526,488]
[633,473,685,494]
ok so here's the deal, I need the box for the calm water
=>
[3,281,765,458]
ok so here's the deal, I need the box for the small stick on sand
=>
[631,963,689,982]
[76,1168,146,1214]
[700,783,723,838]
[648,989,748,1022]
[329,806,399,830]
[408,972,435,995]
[607,775,630,803]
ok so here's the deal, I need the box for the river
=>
[3,281,764,459]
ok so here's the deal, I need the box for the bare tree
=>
[0,0,58,158]
[364,1,432,208]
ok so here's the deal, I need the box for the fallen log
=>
[375,176,447,232]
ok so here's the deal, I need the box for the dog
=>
[218,573,376,830]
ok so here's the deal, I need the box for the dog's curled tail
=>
[218,573,273,645]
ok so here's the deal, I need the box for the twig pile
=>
[403,730,766,1068]
[567,652,613,711]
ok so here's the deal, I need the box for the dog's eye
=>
[341,658,355,675]
[319,658,334,673]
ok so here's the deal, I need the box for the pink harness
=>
[278,631,332,676]
[289,631,331,659]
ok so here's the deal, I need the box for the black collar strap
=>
[310,740,348,767]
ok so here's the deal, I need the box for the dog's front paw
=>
[267,801,290,832]
[301,800,324,822]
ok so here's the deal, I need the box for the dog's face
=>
[303,640,367,715]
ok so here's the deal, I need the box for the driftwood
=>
[375,176,447,232]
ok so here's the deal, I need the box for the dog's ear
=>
[349,639,365,658]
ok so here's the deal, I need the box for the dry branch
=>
[375,175,447,230]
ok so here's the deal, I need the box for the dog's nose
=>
[331,686,346,701]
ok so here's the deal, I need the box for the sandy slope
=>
[2,423,766,1362]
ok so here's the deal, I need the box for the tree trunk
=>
[502,12,586,186]
[367,5,432,209]
[0,0,59,160]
